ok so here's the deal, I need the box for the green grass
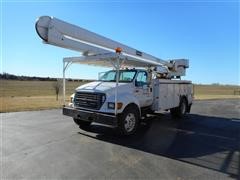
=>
[0,80,239,112]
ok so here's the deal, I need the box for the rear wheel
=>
[118,105,139,135]
[170,98,187,118]
[73,118,91,128]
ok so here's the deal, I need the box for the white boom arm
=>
[35,16,189,77]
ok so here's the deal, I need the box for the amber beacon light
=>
[115,47,122,54]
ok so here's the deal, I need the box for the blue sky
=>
[1,1,239,85]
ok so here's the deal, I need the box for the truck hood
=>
[75,81,133,95]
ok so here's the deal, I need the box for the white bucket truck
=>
[36,16,193,135]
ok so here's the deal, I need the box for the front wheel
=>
[117,105,139,135]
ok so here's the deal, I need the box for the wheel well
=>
[124,103,140,117]
[180,95,188,105]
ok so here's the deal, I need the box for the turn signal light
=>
[117,102,123,109]
[108,102,123,109]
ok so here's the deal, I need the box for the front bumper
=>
[63,106,117,127]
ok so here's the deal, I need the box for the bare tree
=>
[53,79,62,101]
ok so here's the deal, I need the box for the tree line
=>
[0,72,91,82]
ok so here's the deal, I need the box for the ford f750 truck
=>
[36,16,193,135]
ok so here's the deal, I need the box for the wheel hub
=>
[124,113,136,132]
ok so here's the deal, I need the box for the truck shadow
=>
[78,113,240,179]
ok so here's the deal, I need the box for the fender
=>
[115,92,141,114]
[99,92,141,115]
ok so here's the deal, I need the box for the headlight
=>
[108,102,123,109]
[108,102,115,109]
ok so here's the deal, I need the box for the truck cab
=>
[70,69,153,114]
[64,68,157,135]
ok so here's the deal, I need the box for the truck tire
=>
[73,118,91,129]
[117,105,139,135]
[170,97,187,118]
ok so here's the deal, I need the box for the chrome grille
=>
[74,92,105,110]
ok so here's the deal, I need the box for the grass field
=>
[0,80,83,112]
[0,80,239,112]
[193,84,240,100]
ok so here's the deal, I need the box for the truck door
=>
[134,71,153,107]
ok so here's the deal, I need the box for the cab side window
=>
[136,71,147,87]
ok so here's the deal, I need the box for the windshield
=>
[99,70,137,82]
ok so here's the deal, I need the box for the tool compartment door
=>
[158,83,169,110]
[153,80,182,111]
